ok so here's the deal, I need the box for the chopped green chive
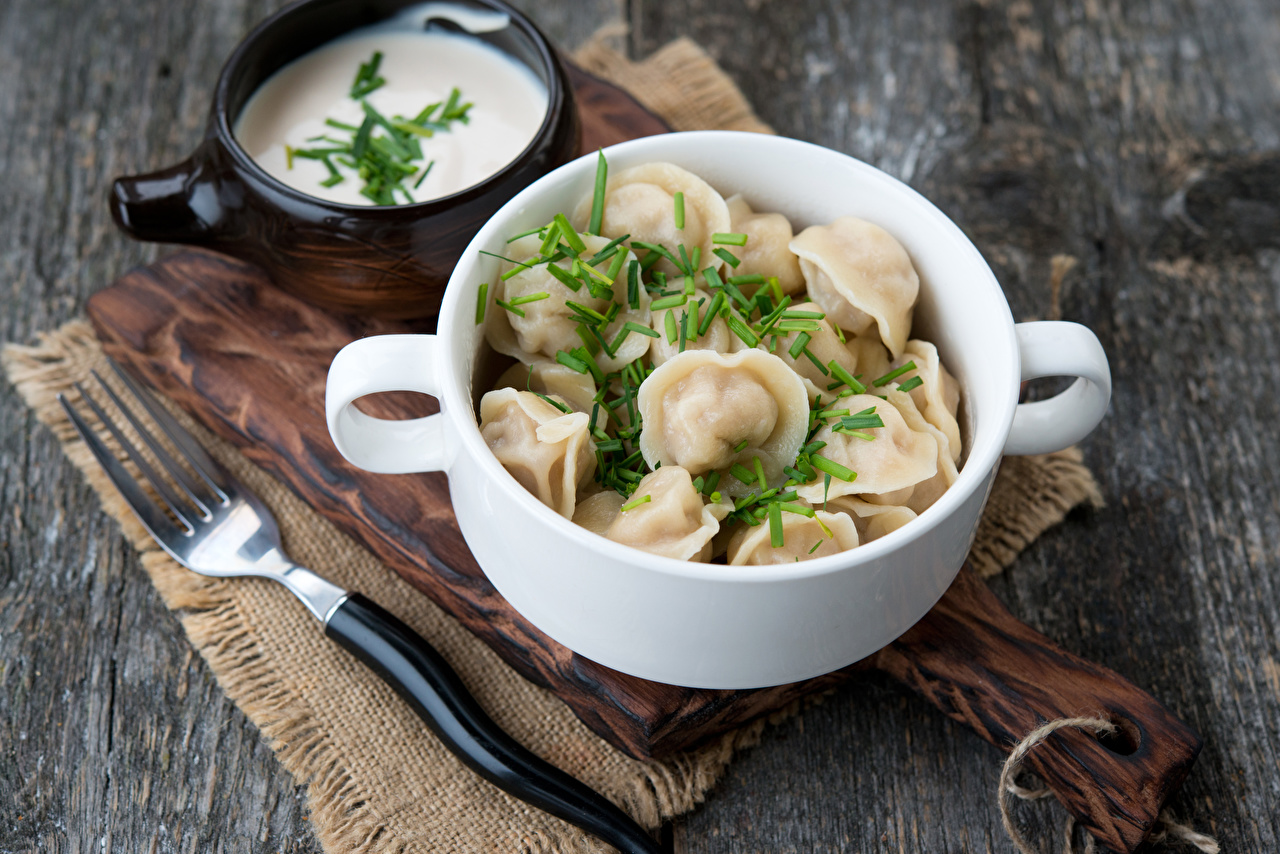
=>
[554,214,586,255]
[508,291,550,306]
[896,375,925,393]
[841,408,885,430]
[872,361,918,387]
[768,502,784,548]
[677,244,693,276]
[651,293,688,310]
[673,191,685,229]
[753,456,768,490]
[729,463,757,485]
[631,241,682,271]
[588,149,608,235]
[556,350,591,374]
[664,310,678,344]
[703,471,721,496]
[532,392,572,414]
[475,282,488,324]
[725,313,760,348]
[733,439,749,453]
[788,332,812,360]
[728,273,765,287]
[811,456,857,482]
[494,298,525,317]
[713,248,741,268]
[698,291,726,335]
[712,232,749,246]
[627,260,640,309]
[828,361,866,394]
[621,494,652,512]
[808,540,824,554]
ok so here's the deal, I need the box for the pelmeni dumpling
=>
[648,290,746,367]
[885,388,959,515]
[573,162,731,278]
[771,301,859,401]
[479,389,595,519]
[638,350,809,497]
[794,393,937,506]
[572,490,625,536]
[846,333,893,387]
[485,234,651,372]
[789,217,919,359]
[891,340,962,464]
[725,195,804,295]
[586,467,730,561]
[495,361,607,431]
[727,508,860,565]
[825,495,917,543]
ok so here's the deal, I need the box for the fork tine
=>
[58,392,191,541]
[91,370,214,520]
[72,381,198,532]
[106,358,231,502]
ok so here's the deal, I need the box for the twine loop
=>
[998,716,1219,854]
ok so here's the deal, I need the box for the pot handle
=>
[109,149,225,244]
[326,335,452,474]
[1004,321,1111,455]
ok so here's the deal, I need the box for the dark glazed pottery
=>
[110,0,580,320]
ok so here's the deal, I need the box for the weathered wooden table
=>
[3,1,1278,851]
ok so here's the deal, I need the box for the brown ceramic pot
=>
[109,0,580,320]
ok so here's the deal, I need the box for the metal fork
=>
[58,359,661,854]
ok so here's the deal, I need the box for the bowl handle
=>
[109,145,227,244]
[1004,321,1112,455]
[326,335,452,474]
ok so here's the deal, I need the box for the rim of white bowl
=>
[443,131,1019,584]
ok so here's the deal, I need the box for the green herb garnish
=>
[673,191,685,229]
[588,149,608,235]
[872,361,918,387]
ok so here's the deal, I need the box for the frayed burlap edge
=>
[572,31,774,135]
[1,321,386,851]
[1,321,826,853]
[971,448,1104,578]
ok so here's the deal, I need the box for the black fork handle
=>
[324,594,662,854]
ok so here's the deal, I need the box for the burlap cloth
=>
[2,36,1103,854]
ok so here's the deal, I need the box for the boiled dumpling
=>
[571,490,625,535]
[724,195,804,295]
[484,233,651,372]
[825,495,917,543]
[769,301,859,401]
[495,361,607,431]
[648,289,746,367]
[573,162,731,278]
[727,507,860,565]
[885,388,959,515]
[638,349,809,497]
[789,217,919,359]
[889,340,962,464]
[845,334,892,388]
[479,389,595,518]
[794,393,937,505]
[593,467,728,561]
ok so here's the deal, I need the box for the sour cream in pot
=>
[234,10,548,206]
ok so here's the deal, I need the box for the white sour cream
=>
[234,24,548,205]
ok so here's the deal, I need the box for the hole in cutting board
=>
[1096,715,1141,755]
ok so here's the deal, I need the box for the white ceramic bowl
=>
[326,131,1110,689]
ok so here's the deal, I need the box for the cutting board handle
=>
[873,565,1202,854]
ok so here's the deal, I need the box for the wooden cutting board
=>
[87,64,1200,853]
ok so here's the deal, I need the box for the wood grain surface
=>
[3,1,1278,852]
